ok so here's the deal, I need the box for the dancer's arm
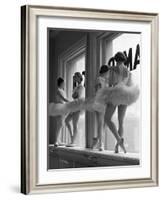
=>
[72,88,78,99]
[121,68,130,85]
[95,77,102,92]
[72,85,84,99]
[57,90,69,102]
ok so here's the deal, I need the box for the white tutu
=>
[49,83,140,117]
[49,99,85,117]
[95,83,140,106]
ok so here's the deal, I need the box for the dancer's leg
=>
[91,102,106,150]
[104,104,118,140]
[115,105,127,153]
[65,113,73,143]
[92,111,101,149]
[97,112,105,151]
[54,116,65,146]
[118,105,127,137]
[72,111,80,144]
[104,104,126,153]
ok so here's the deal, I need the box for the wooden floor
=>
[48,145,140,169]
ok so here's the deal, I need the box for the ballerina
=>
[65,72,85,146]
[93,65,114,151]
[92,64,128,152]
[110,52,132,153]
[95,52,139,152]
[53,77,69,147]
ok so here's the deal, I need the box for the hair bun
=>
[114,52,127,63]
[99,65,109,74]
[74,72,83,82]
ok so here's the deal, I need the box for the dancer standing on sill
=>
[98,51,134,153]
[54,77,69,147]
[65,72,85,147]
[107,52,132,153]
[93,64,127,152]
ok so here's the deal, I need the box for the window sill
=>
[49,146,140,169]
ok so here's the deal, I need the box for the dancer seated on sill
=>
[49,56,139,152]
[65,72,85,147]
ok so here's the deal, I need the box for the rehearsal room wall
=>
[0,0,162,200]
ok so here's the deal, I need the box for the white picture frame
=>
[21,5,159,194]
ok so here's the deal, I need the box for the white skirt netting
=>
[95,83,140,106]
[49,83,140,116]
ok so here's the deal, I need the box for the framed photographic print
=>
[21,5,159,194]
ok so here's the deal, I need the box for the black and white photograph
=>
[48,29,141,169]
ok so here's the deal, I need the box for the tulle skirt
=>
[49,83,140,117]
[49,99,86,117]
[95,83,140,106]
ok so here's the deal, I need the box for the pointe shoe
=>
[54,142,66,147]
[99,143,104,151]
[99,146,104,151]
[92,137,99,149]
[58,142,66,146]
[114,143,119,153]
[66,143,76,147]
[54,142,59,147]
[118,138,127,153]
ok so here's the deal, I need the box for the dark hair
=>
[74,72,83,82]
[114,52,127,63]
[57,77,64,87]
[99,65,109,75]
[82,71,85,76]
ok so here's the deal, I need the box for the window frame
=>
[58,36,87,144]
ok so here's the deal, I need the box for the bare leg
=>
[104,104,126,153]
[104,104,118,140]
[72,111,80,144]
[118,105,127,138]
[92,111,105,150]
[65,113,73,143]
[98,112,105,151]
[92,111,101,149]
[115,105,127,153]
[54,116,65,146]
